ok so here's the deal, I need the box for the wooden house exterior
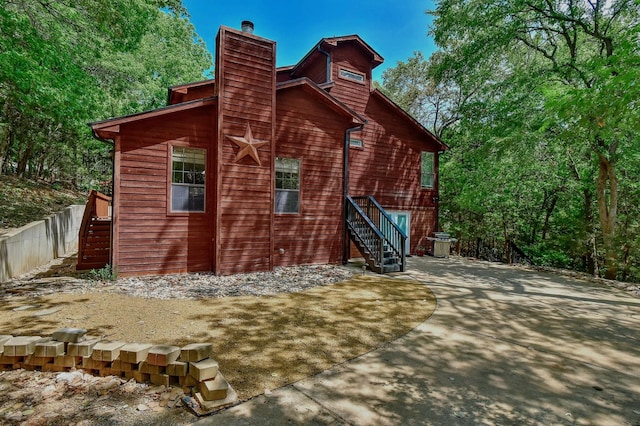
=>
[87,22,447,277]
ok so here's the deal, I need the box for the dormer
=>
[278,35,384,114]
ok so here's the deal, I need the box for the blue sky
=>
[182,0,437,82]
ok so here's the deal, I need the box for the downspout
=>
[342,124,364,264]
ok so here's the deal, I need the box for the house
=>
[82,21,447,277]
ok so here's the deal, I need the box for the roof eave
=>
[90,97,217,140]
[277,78,366,125]
[321,35,384,67]
[167,79,215,104]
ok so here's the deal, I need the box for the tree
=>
[381,51,485,139]
[0,0,211,189]
[429,0,640,279]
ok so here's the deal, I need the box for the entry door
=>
[386,211,410,253]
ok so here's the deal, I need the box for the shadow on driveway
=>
[196,257,640,425]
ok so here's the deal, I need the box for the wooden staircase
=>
[346,196,406,274]
[77,190,112,270]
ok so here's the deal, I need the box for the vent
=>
[241,20,254,34]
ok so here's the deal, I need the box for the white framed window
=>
[349,138,363,148]
[421,151,435,189]
[171,146,205,212]
[275,157,300,214]
[339,67,365,84]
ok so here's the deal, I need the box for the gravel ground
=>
[0,255,437,425]
[0,259,355,425]
[1,260,354,300]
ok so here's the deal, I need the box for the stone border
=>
[0,328,237,412]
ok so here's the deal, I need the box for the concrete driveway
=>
[195,257,640,425]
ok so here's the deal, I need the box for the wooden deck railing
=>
[77,190,112,270]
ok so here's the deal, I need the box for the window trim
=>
[167,144,207,215]
[338,67,366,85]
[420,151,435,189]
[348,138,364,150]
[274,157,301,215]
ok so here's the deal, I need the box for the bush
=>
[89,264,116,282]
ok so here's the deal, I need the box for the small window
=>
[275,157,300,214]
[349,138,363,148]
[171,146,206,212]
[339,68,365,83]
[421,152,435,189]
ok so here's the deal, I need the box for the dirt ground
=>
[0,260,436,425]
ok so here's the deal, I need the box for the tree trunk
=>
[16,144,33,177]
[621,244,629,282]
[0,129,7,176]
[596,153,618,280]
[541,193,558,241]
[584,187,596,276]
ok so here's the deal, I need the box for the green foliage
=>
[89,264,117,282]
[0,175,86,229]
[0,0,212,189]
[383,0,640,282]
[528,247,574,269]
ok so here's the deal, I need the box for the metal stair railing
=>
[346,195,406,272]
[346,197,385,269]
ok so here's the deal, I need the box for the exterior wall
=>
[282,40,443,254]
[215,27,276,275]
[348,93,440,252]
[276,68,293,83]
[329,43,372,114]
[114,107,214,276]
[300,56,328,85]
[273,88,350,267]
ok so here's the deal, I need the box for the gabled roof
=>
[321,35,384,66]
[167,79,215,105]
[91,97,217,140]
[371,89,448,151]
[91,76,366,141]
[290,35,384,78]
[276,78,366,125]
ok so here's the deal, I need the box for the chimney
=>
[214,24,276,274]
[241,20,254,34]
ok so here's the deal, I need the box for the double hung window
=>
[275,157,300,214]
[421,151,435,189]
[171,147,205,212]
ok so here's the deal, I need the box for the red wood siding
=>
[172,83,215,104]
[114,106,215,276]
[348,93,440,253]
[276,69,293,83]
[301,58,328,85]
[329,44,372,114]
[215,27,276,275]
[274,89,351,267]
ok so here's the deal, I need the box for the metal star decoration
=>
[226,123,269,166]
